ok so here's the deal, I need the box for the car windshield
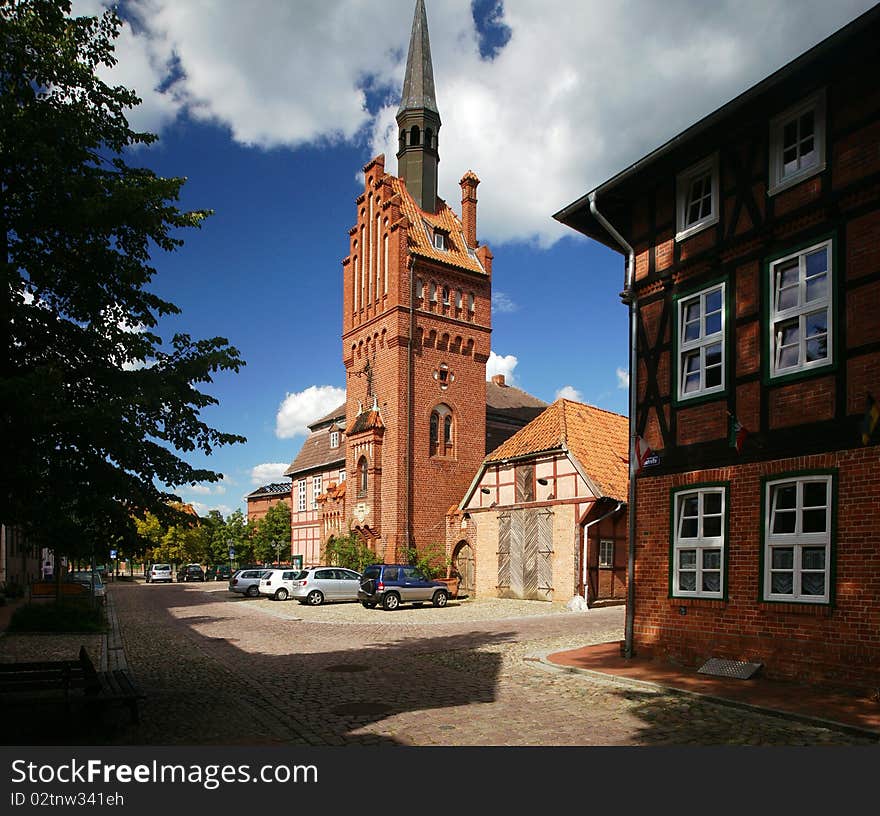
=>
[153,565,170,571]
[67,571,102,586]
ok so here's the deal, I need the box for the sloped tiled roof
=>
[485,399,629,501]
[245,482,291,499]
[345,409,385,436]
[284,426,346,478]
[485,380,548,422]
[309,402,346,431]
[389,175,486,275]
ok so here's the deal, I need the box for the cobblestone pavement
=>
[7,581,875,746]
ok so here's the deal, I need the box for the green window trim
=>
[668,481,730,601]
[672,274,732,409]
[758,468,837,606]
[761,232,839,387]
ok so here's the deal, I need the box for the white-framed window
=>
[672,487,725,598]
[598,539,614,569]
[763,474,832,603]
[330,430,339,449]
[297,480,306,513]
[338,469,346,483]
[677,283,725,400]
[769,90,826,195]
[312,475,322,509]
[442,286,450,306]
[434,232,447,250]
[676,155,718,241]
[769,239,832,379]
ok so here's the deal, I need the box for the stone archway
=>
[452,540,475,596]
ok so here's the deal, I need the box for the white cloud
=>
[102,1,872,245]
[190,501,234,518]
[275,385,346,439]
[250,463,290,486]
[486,351,518,385]
[555,385,583,402]
[491,291,519,314]
[616,367,629,389]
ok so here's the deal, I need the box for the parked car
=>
[206,565,232,581]
[147,564,173,583]
[258,568,303,601]
[286,567,362,605]
[177,564,205,582]
[358,564,449,610]
[229,568,269,597]
[65,570,106,604]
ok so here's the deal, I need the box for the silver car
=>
[147,563,173,583]
[290,567,362,606]
[229,569,269,597]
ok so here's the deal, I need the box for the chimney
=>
[460,170,480,248]
[491,374,506,387]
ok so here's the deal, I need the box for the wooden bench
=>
[0,646,144,724]
[80,650,144,725]
[29,582,90,601]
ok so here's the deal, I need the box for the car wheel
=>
[275,588,289,601]
[382,593,400,611]
[246,585,259,598]
[432,590,449,608]
[307,590,324,606]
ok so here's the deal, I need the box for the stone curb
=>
[530,653,880,741]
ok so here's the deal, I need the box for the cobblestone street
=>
[3,581,876,746]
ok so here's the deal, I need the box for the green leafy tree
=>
[325,531,377,573]
[224,509,253,566]
[252,502,291,564]
[1,1,246,563]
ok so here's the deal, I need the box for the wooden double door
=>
[497,508,554,600]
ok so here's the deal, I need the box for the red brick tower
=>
[341,0,492,561]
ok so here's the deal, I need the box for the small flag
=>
[862,392,880,445]
[729,413,749,454]
[634,435,653,473]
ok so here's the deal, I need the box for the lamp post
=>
[227,539,234,574]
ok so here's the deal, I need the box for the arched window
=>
[430,404,453,457]
[357,456,368,497]
[399,129,406,151]
[425,127,434,149]
[410,125,421,146]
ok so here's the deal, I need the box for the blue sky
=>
[74,0,875,516]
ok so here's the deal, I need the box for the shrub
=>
[324,532,376,572]
[403,543,451,580]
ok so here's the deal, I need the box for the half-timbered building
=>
[451,399,628,604]
[555,7,880,689]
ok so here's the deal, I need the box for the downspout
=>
[581,500,625,603]
[588,192,637,659]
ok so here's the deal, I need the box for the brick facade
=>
[556,8,880,690]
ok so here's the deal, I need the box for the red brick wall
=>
[633,448,880,689]
[247,495,291,525]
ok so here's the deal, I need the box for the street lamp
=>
[227,539,234,574]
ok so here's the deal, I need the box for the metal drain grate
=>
[324,664,370,673]
[697,658,763,679]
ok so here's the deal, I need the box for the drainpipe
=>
[588,192,637,659]
[581,500,625,603]
[405,256,415,562]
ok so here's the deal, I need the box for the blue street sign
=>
[110,549,117,559]
[228,547,235,558]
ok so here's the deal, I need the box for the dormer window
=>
[330,430,339,449]
[434,232,446,250]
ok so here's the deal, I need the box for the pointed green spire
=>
[398,0,439,115]
[396,0,441,213]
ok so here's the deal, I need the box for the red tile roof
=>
[484,399,629,501]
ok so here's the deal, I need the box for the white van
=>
[258,568,301,600]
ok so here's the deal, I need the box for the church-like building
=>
[278,0,547,567]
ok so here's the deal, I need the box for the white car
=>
[229,569,270,597]
[147,564,173,583]
[290,567,362,606]
[258,568,303,601]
